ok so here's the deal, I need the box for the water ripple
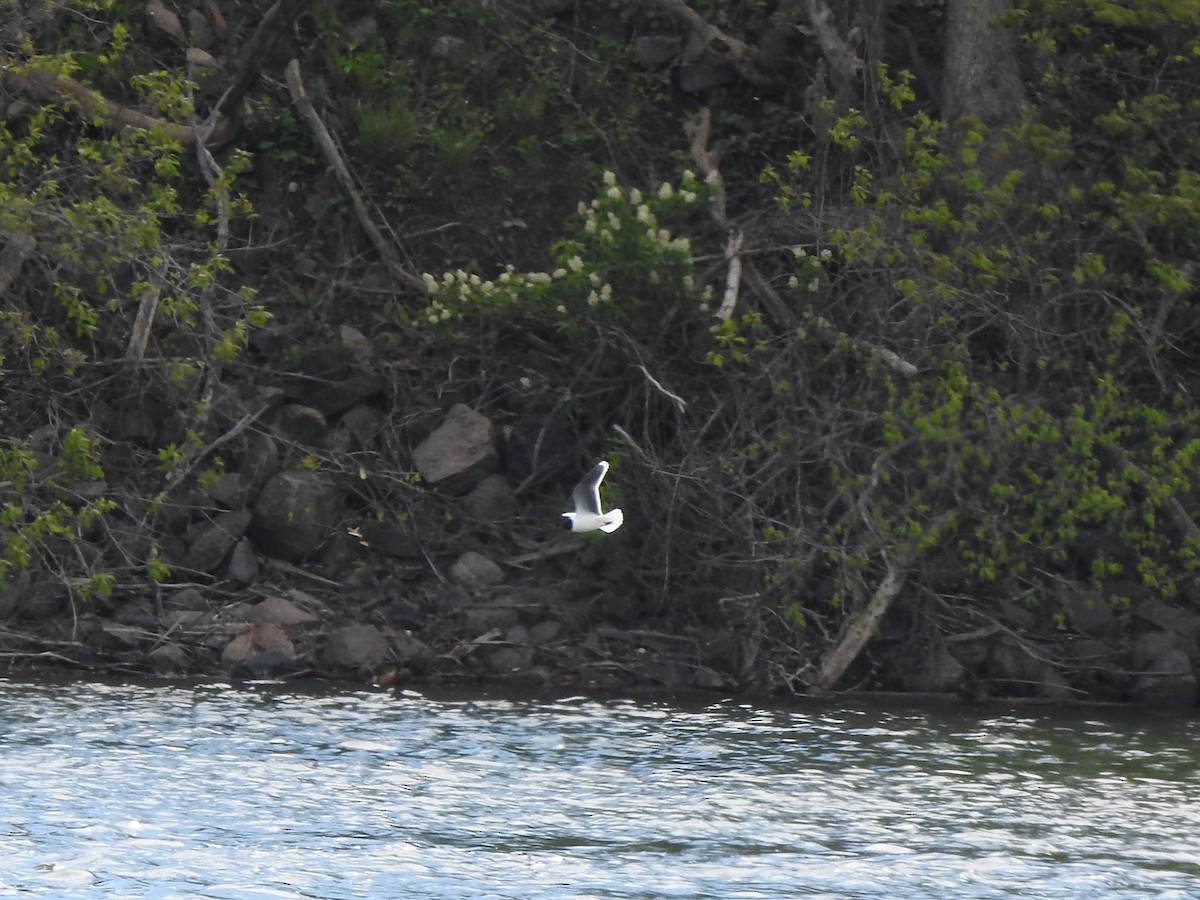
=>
[1,680,1198,897]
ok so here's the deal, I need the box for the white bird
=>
[562,461,624,533]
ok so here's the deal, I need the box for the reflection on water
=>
[1,678,1198,898]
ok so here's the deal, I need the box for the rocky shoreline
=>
[4,322,1200,710]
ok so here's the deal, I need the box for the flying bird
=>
[562,461,624,534]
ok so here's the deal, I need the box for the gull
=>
[562,461,624,533]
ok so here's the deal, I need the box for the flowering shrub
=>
[417,170,714,327]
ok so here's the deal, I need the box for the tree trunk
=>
[941,0,1025,125]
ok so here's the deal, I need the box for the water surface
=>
[1,678,1197,898]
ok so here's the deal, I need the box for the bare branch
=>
[284,59,425,293]
[647,0,771,85]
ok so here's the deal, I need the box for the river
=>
[1,677,1197,898]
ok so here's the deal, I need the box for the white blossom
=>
[658,182,673,199]
[629,188,643,205]
[602,170,617,186]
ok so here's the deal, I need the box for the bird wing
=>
[572,461,608,515]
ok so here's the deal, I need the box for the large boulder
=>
[250,470,345,561]
[412,404,498,494]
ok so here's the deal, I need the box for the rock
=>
[305,374,383,418]
[896,640,965,693]
[487,645,534,672]
[273,404,327,443]
[464,474,516,521]
[528,619,563,646]
[250,469,345,561]
[221,623,297,677]
[238,430,280,489]
[320,624,390,670]
[145,0,184,42]
[392,630,434,670]
[359,521,424,559]
[412,404,498,494]
[340,404,383,447]
[1134,600,1200,643]
[692,665,732,690]
[185,509,251,573]
[1131,648,1197,708]
[463,604,521,633]
[186,9,215,48]
[1058,589,1117,636]
[449,551,505,592]
[225,538,259,584]
[244,596,319,626]
[206,472,252,509]
[148,642,191,675]
[1132,630,1182,670]
[338,325,372,361]
[431,35,470,66]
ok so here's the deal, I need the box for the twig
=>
[633,364,688,414]
[284,59,425,292]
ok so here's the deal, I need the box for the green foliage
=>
[0,4,265,596]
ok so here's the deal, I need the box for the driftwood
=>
[283,59,425,292]
[813,553,909,691]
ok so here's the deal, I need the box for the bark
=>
[941,0,1026,124]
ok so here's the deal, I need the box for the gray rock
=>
[238,430,280,490]
[359,521,424,559]
[250,470,345,561]
[185,510,251,573]
[1058,589,1117,636]
[338,325,372,361]
[244,595,319,626]
[392,630,434,669]
[487,645,534,672]
[320,624,390,670]
[1132,630,1182,670]
[1134,600,1200,642]
[528,619,564,646]
[449,551,505,592]
[306,374,383,418]
[225,537,259,584]
[273,403,328,443]
[464,474,516,521]
[148,642,191,675]
[897,640,965,693]
[431,35,470,66]
[1131,648,1197,708]
[412,404,498,494]
[340,404,383,447]
[207,472,252,509]
[463,605,521,633]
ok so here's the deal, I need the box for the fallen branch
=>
[813,553,910,692]
[284,59,425,292]
[648,0,771,85]
[213,0,308,120]
[715,230,744,320]
[11,68,236,147]
[802,0,862,104]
